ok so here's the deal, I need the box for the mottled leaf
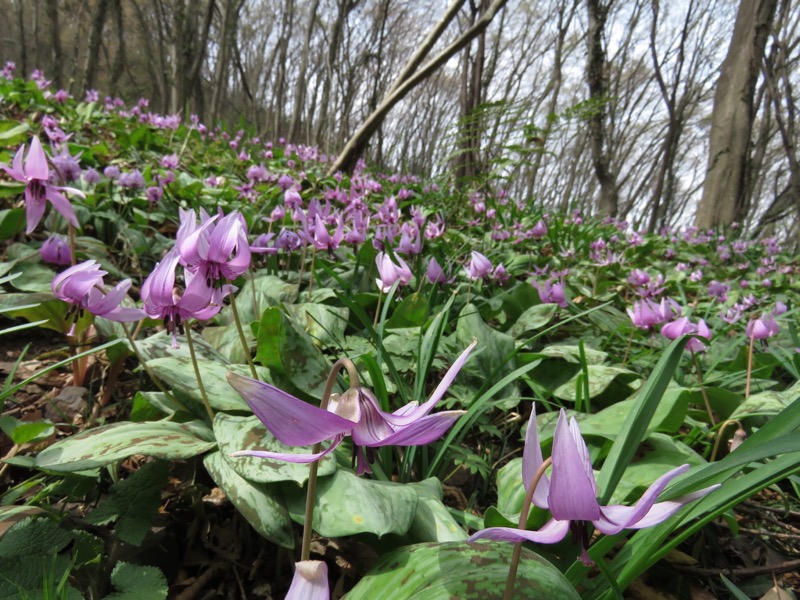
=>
[203,451,294,548]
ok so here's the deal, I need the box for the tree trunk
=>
[45,0,63,87]
[16,0,27,76]
[585,0,619,217]
[695,0,777,229]
[81,0,111,93]
[328,0,508,175]
[110,0,127,92]
[288,0,320,143]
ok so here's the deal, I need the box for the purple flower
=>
[103,165,121,180]
[660,317,711,353]
[286,561,329,600]
[177,210,252,284]
[40,234,72,265]
[118,169,146,189]
[52,260,145,334]
[465,251,492,280]
[426,257,452,286]
[469,406,718,564]
[534,279,568,308]
[627,298,678,330]
[530,220,548,238]
[2,136,82,234]
[375,252,412,293]
[227,340,477,475]
[746,315,779,340]
[141,247,229,348]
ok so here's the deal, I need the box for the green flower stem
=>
[68,224,77,266]
[710,419,742,462]
[504,456,553,600]
[745,334,756,399]
[692,351,716,425]
[121,322,189,413]
[184,322,215,422]
[227,280,258,379]
[301,357,361,562]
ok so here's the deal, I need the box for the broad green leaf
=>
[216,272,298,325]
[105,562,168,600]
[203,451,294,548]
[284,470,418,538]
[347,541,580,600]
[539,345,607,364]
[0,415,54,445]
[146,357,266,411]
[509,303,559,338]
[730,384,799,419]
[86,461,168,546]
[213,413,336,484]
[201,322,253,364]
[34,420,215,471]
[255,306,332,400]
[0,208,25,240]
[132,330,229,363]
[284,302,349,347]
[385,292,429,329]
[406,478,467,542]
[552,364,639,402]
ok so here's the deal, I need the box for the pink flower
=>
[375,252,412,293]
[660,317,711,352]
[465,251,492,280]
[2,136,82,234]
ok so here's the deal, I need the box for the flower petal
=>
[286,561,330,600]
[24,136,49,181]
[373,410,464,447]
[384,339,477,426]
[226,372,354,445]
[230,438,341,464]
[548,410,600,522]
[468,518,570,545]
[522,405,550,509]
[593,464,695,535]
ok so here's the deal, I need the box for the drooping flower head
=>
[2,135,83,234]
[40,234,72,265]
[469,406,719,564]
[176,209,252,286]
[465,251,493,281]
[375,251,412,293]
[52,260,146,335]
[286,561,329,600]
[227,340,477,475]
[660,317,711,353]
[140,247,231,348]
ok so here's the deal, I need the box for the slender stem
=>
[621,328,635,366]
[745,334,755,398]
[227,280,258,379]
[297,244,308,288]
[184,323,215,421]
[121,322,188,411]
[692,351,716,425]
[710,419,742,462]
[301,357,361,561]
[68,224,77,266]
[504,457,553,600]
[307,247,317,296]
[373,291,383,328]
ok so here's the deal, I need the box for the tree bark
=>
[81,0,111,93]
[695,0,777,229]
[585,0,619,217]
[288,0,320,143]
[16,0,27,76]
[328,0,508,176]
[45,0,63,87]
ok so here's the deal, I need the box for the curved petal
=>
[142,248,180,309]
[24,188,47,234]
[207,212,242,263]
[383,339,477,426]
[373,410,464,447]
[230,438,341,464]
[89,279,131,315]
[45,187,79,227]
[226,372,354,445]
[25,136,49,180]
[467,518,570,545]
[179,215,217,264]
[593,464,691,535]
[522,405,550,509]
[548,410,600,522]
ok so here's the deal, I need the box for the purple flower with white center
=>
[53,260,146,334]
[141,248,229,348]
[468,406,719,564]
[2,136,82,234]
[660,317,711,353]
[41,234,72,265]
[177,210,252,285]
[465,251,492,281]
[227,340,477,475]
[375,251,412,293]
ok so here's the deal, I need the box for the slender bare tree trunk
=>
[695,0,777,229]
[288,0,320,143]
[110,0,127,92]
[81,0,110,93]
[328,0,508,175]
[585,0,619,217]
[16,0,27,76]
[272,0,295,137]
[45,0,63,87]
